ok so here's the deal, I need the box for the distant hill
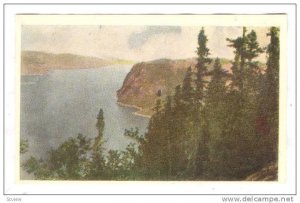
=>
[117,58,232,116]
[21,51,134,75]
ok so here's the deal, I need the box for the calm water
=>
[21,65,149,161]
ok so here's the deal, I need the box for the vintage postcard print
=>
[17,14,287,182]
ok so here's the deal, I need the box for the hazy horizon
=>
[22,25,270,62]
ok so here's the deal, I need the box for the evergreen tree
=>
[96,108,105,138]
[173,85,182,111]
[195,28,211,101]
[204,58,228,177]
[157,89,162,97]
[245,30,264,95]
[90,108,106,179]
[171,84,189,177]
[227,28,263,97]
[217,27,266,178]
[265,27,279,119]
[257,27,280,163]
[191,28,212,177]
[182,66,194,103]
[245,30,264,62]
[227,27,247,95]
[194,113,210,177]
[141,98,166,178]
[207,58,226,102]
[164,96,173,177]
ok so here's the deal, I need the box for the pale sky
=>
[21,25,270,62]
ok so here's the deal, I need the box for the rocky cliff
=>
[117,58,196,116]
[117,58,232,116]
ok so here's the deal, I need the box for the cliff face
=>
[117,58,198,116]
[21,51,133,75]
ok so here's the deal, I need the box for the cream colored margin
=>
[15,14,287,184]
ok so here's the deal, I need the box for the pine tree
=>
[141,98,168,179]
[93,108,105,151]
[227,28,263,97]
[227,27,247,95]
[195,112,210,177]
[245,30,264,95]
[190,28,212,177]
[265,27,279,118]
[164,96,173,177]
[245,30,264,63]
[173,85,182,110]
[96,108,105,138]
[182,66,194,103]
[90,108,106,179]
[195,28,211,101]
[204,58,228,177]
[213,27,266,178]
[207,58,226,102]
[171,84,189,177]
[257,27,280,163]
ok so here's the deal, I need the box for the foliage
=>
[20,139,29,154]
[139,27,279,180]
[22,109,142,180]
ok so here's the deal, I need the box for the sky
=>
[21,25,270,62]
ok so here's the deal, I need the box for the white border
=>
[3,3,296,196]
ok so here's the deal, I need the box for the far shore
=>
[21,64,135,76]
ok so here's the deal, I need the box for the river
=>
[20,65,149,174]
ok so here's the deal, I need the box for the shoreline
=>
[116,101,143,111]
[133,111,152,119]
[117,101,151,118]
[21,64,134,76]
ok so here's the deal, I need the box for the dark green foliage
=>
[96,108,105,138]
[245,30,264,62]
[20,139,29,154]
[139,27,279,180]
[141,95,188,179]
[22,110,142,180]
[202,58,227,177]
[256,27,280,163]
[23,134,92,180]
[182,66,193,103]
[46,134,91,179]
[208,27,278,179]
[89,108,106,179]
[210,28,263,178]
[195,28,212,101]
[22,157,51,179]
[157,89,162,97]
